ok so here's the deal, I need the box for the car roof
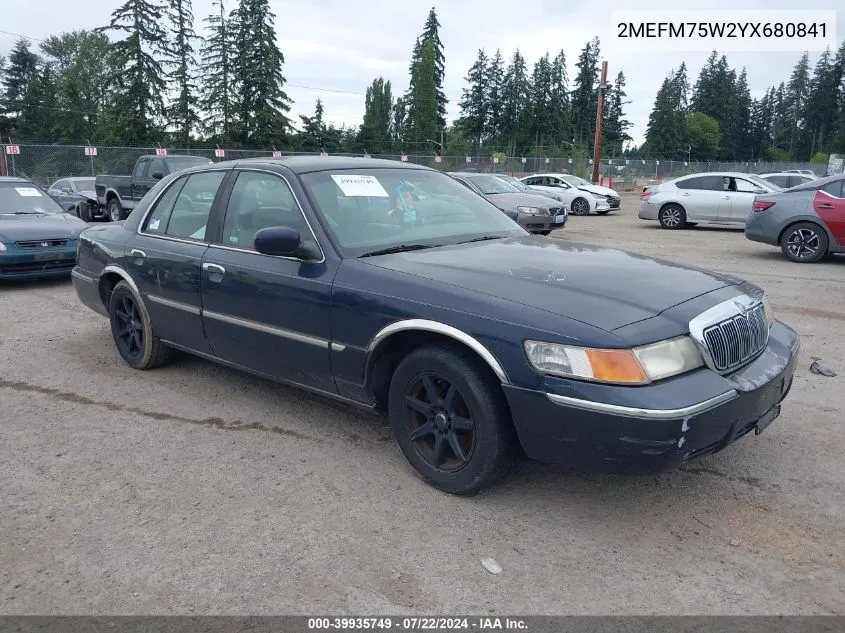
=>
[674,171,763,179]
[201,156,434,176]
[760,172,810,177]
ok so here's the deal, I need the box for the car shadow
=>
[0,277,72,291]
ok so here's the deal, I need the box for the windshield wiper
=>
[455,235,505,245]
[359,244,438,258]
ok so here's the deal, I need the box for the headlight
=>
[516,206,540,215]
[524,335,703,385]
[761,294,775,326]
[0,243,6,252]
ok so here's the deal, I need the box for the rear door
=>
[815,178,845,247]
[125,168,230,353]
[674,176,722,221]
[199,168,338,391]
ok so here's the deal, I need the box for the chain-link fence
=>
[0,143,824,191]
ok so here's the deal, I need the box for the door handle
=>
[130,249,146,259]
[202,263,225,275]
[722,195,732,199]
[817,203,834,209]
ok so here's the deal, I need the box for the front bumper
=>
[0,246,77,279]
[607,196,621,209]
[517,212,555,232]
[503,321,799,474]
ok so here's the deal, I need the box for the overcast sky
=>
[1,0,843,148]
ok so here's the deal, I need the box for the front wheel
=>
[571,198,590,215]
[78,201,93,222]
[658,204,686,229]
[387,346,517,496]
[780,222,828,263]
[108,281,174,369]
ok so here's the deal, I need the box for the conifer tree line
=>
[643,45,845,162]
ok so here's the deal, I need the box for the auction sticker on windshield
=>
[15,188,42,197]
[331,174,389,197]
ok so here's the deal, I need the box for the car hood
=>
[484,192,558,210]
[363,236,739,331]
[0,213,86,242]
[576,183,617,197]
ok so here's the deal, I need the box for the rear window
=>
[790,174,844,194]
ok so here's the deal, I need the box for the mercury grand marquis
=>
[71,157,800,495]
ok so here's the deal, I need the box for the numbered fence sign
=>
[434,155,442,163]
[544,158,550,164]
[320,151,328,157]
[156,148,167,156]
[84,146,97,156]
[493,157,499,164]
[465,156,471,163]
[400,154,408,162]
[364,153,371,158]
[4,145,20,155]
[568,158,573,164]
[272,151,282,158]
[215,148,225,158]
[520,157,526,164]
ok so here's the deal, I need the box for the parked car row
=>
[638,170,845,263]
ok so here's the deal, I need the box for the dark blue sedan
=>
[71,157,800,494]
[1,177,87,279]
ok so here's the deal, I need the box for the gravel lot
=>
[2,197,843,615]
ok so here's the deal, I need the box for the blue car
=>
[1,177,87,280]
[71,157,799,495]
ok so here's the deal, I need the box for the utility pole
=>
[591,61,609,184]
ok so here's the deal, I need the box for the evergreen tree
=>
[771,82,791,155]
[405,36,438,150]
[644,66,688,157]
[420,7,447,131]
[0,39,41,134]
[529,53,553,151]
[391,96,408,150]
[41,31,113,141]
[570,37,600,144]
[548,50,570,148]
[691,52,743,159]
[359,77,393,153]
[299,98,325,151]
[484,49,505,145]
[164,0,200,146]
[499,49,531,154]
[781,52,811,156]
[99,0,169,144]
[231,0,292,145]
[199,0,237,142]
[0,56,7,138]
[748,87,775,159]
[730,68,752,160]
[603,70,632,157]
[458,49,488,150]
[832,41,845,153]
[801,47,841,156]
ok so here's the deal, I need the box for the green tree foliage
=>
[164,0,200,146]
[298,98,325,151]
[644,65,688,158]
[199,0,236,142]
[457,49,488,150]
[405,37,439,151]
[359,77,393,153]
[231,0,292,146]
[484,49,505,143]
[499,49,531,154]
[420,7,447,131]
[1,39,41,134]
[603,70,632,156]
[570,37,600,144]
[98,0,169,144]
[686,112,721,160]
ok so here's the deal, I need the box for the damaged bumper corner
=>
[502,321,800,475]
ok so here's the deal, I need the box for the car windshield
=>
[0,183,66,214]
[495,175,532,192]
[299,168,527,257]
[461,174,520,194]
[72,178,95,191]
[563,175,590,187]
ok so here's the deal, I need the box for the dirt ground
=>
[1,197,844,615]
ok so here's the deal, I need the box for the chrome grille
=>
[548,207,564,215]
[701,303,768,372]
[17,239,69,249]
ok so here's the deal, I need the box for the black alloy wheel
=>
[388,346,516,495]
[781,222,828,263]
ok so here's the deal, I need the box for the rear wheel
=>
[658,204,686,229]
[387,346,516,496]
[571,198,590,215]
[108,198,125,222]
[108,281,174,369]
[780,222,828,263]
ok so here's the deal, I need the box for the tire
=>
[387,345,517,496]
[658,204,686,229]
[108,198,125,222]
[538,230,552,236]
[571,198,590,215]
[780,222,828,263]
[78,201,93,222]
[108,281,174,369]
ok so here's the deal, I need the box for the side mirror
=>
[254,226,320,260]
[151,171,164,180]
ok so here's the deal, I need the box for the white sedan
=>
[518,175,610,215]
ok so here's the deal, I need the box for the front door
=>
[132,157,165,204]
[724,177,760,223]
[124,169,230,354]
[200,169,339,392]
[815,179,845,246]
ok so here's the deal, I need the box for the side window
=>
[51,179,67,193]
[524,177,539,186]
[767,176,787,188]
[148,158,167,178]
[133,158,149,180]
[733,178,759,193]
[677,176,704,190]
[165,171,226,241]
[142,176,187,234]
[821,180,844,198]
[220,171,308,249]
